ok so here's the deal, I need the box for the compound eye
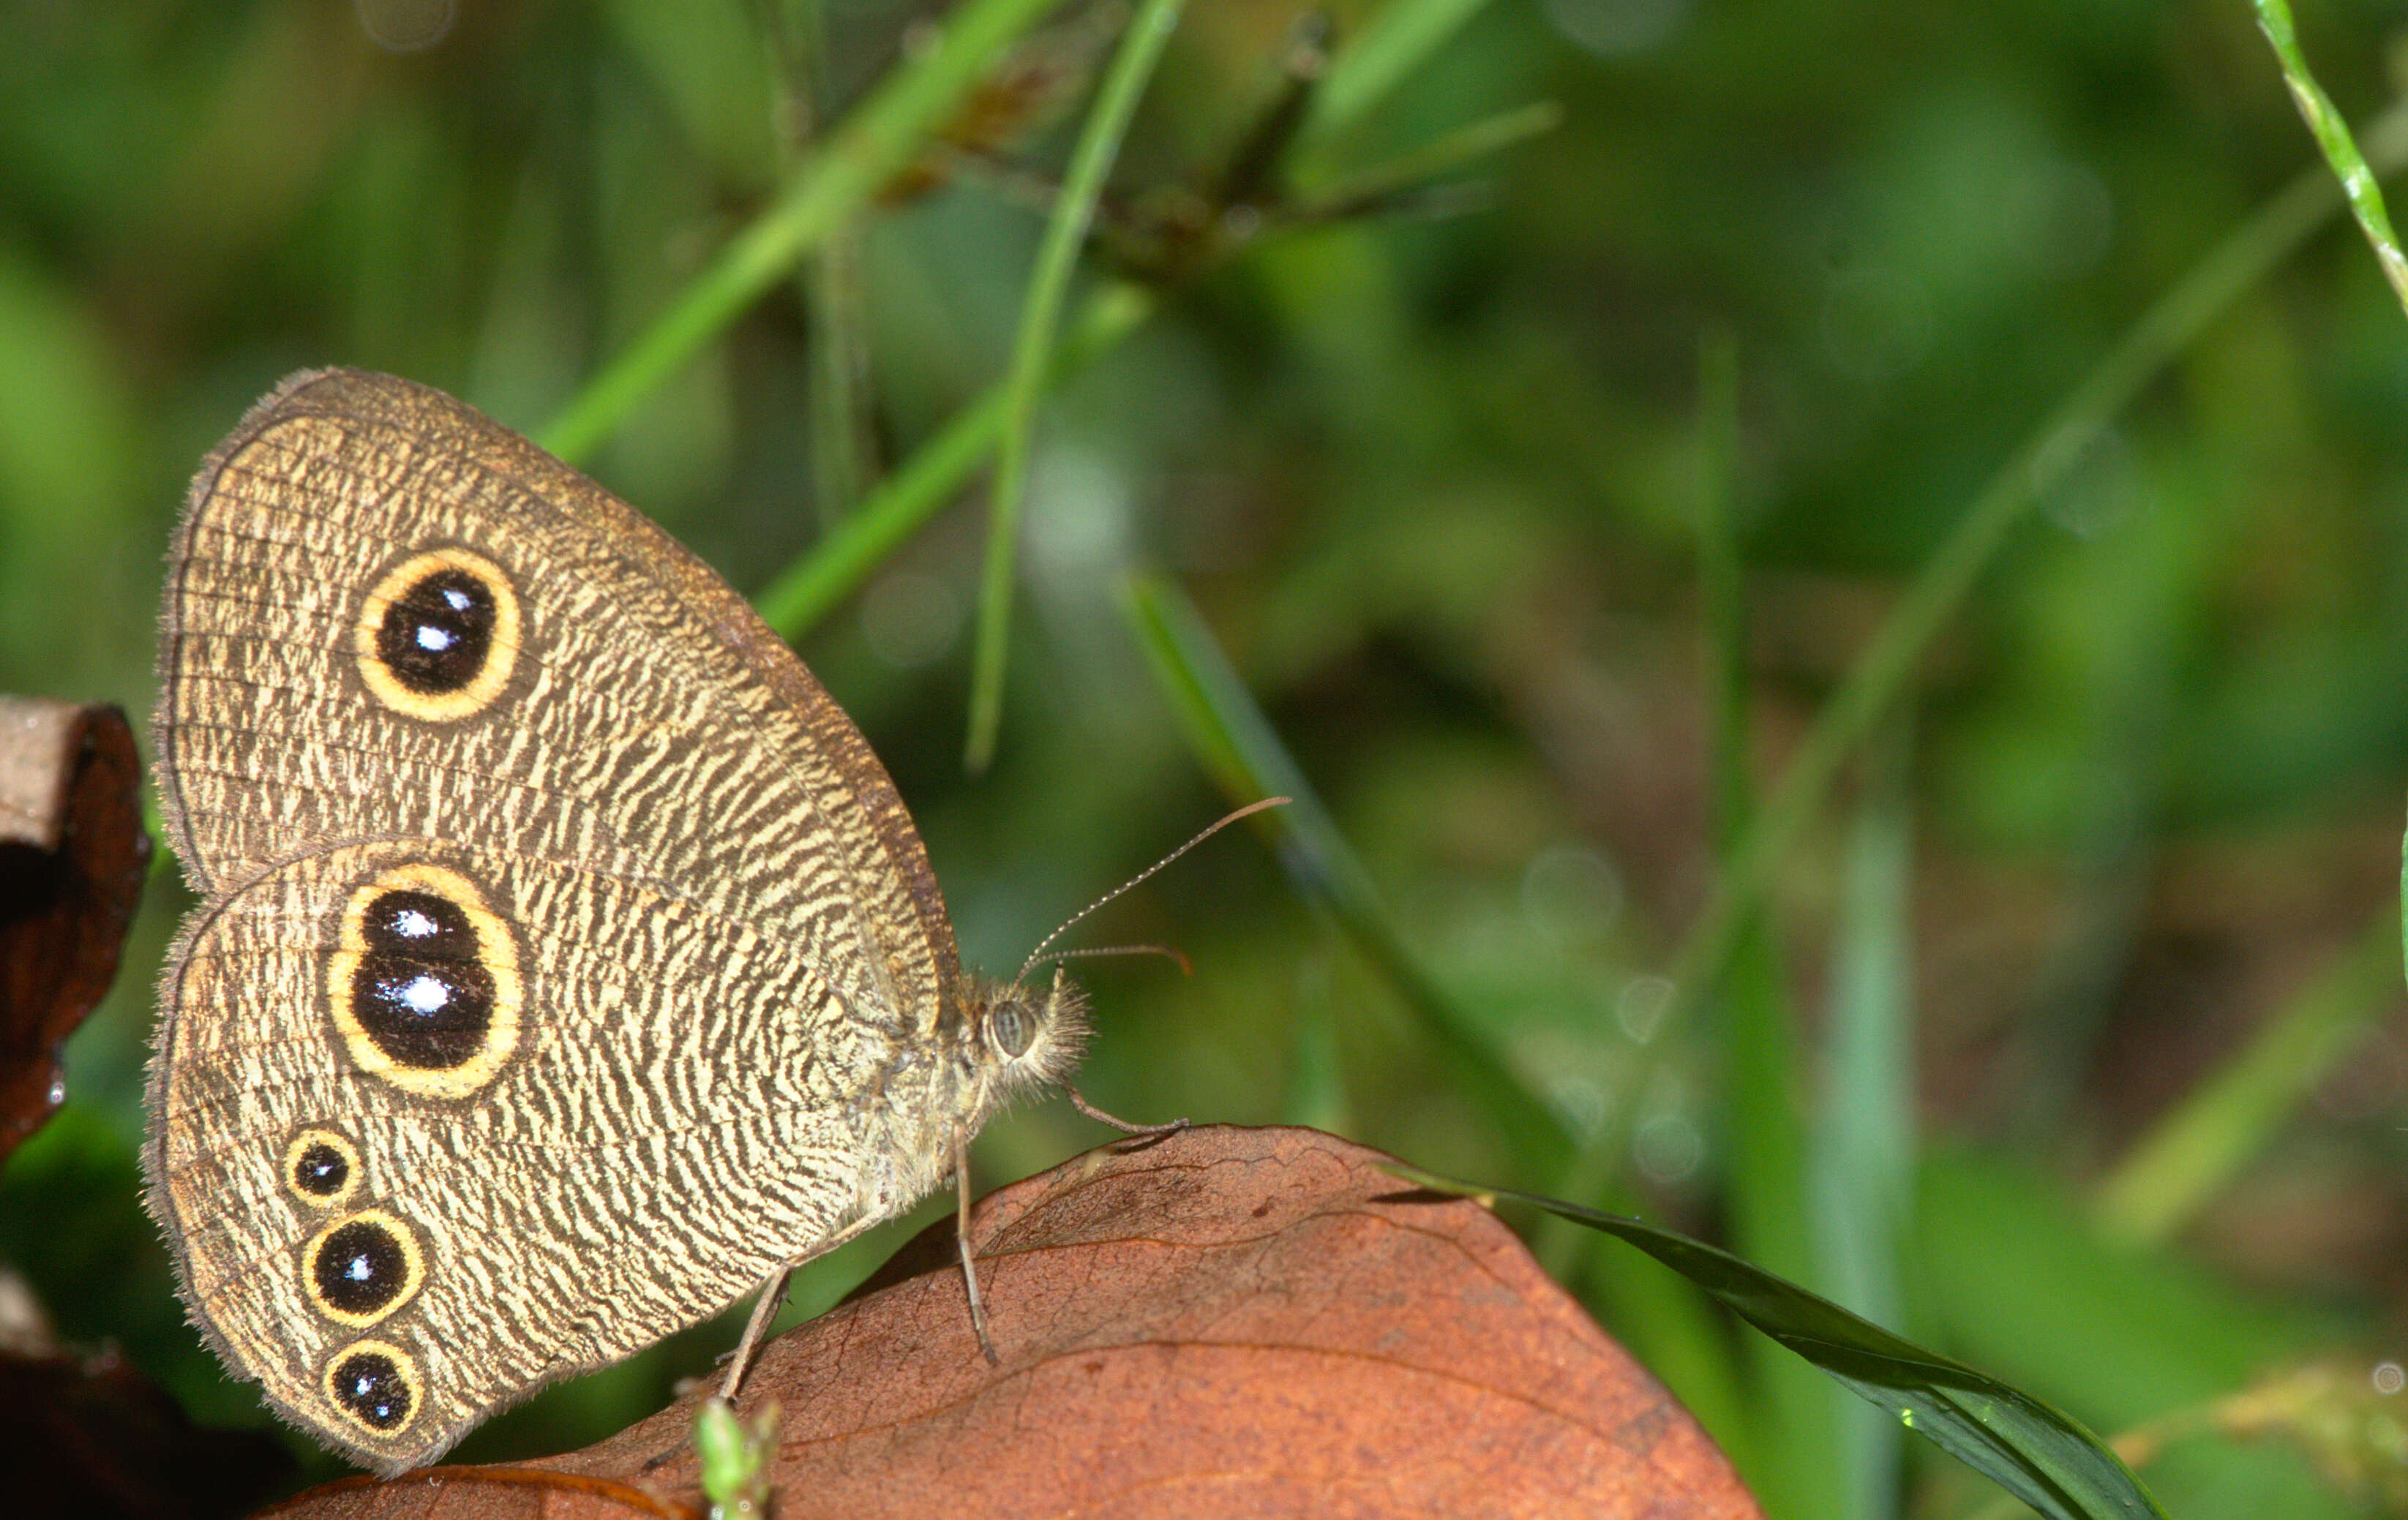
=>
[988,998,1036,1059]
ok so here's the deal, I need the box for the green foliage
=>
[1395,1163,2168,1520]
[3,1,2408,1515]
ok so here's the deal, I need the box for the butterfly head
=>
[956,967,1090,1124]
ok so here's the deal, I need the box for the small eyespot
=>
[329,862,522,1099]
[988,997,1035,1059]
[353,546,521,722]
[283,1128,362,1206]
[303,1208,426,1327]
[325,1339,420,1435]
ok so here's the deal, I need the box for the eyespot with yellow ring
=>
[282,1127,363,1208]
[353,545,522,722]
[302,1208,427,1328]
[323,1338,421,1437]
[328,861,522,1099]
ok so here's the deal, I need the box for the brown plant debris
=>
[0,696,149,1164]
[266,1125,1759,1519]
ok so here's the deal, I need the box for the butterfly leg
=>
[950,1121,1016,1366]
[717,1211,885,1400]
[1067,1081,1189,1143]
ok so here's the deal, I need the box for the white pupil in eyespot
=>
[346,1255,373,1282]
[391,908,437,938]
[416,624,456,652]
[402,975,450,1014]
[441,587,473,612]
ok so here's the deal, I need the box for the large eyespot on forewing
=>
[353,546,522,723]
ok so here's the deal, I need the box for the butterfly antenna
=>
[1017,797,1289,982]
[1028,943,1194,976]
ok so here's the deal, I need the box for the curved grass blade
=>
[965,0,1185,772]
[1121,573,1575,1178]
[1683,330,1845,1520]
[2092,911,2398,1248]
[744,0,1558,643]
[536,0,1065,464]
[1297,100,1561,220]
[2252,0,2408,316]
[752,281,1153,640]
[1298,0,1497,154]
[1575,95,2408,1209]
[1390,1165,2171,1520]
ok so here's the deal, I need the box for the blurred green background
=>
[6,0,2408,1515]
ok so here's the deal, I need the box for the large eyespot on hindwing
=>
[353,545,521,722]
[329,862,522,1098]
[283,1127,364,1208]
[323,1339,421,1437]
[303,1208,427,1328]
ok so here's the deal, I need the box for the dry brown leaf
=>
[265,1126,1758,1519]
[0,696,150,1164]
[257,1468,693,1520]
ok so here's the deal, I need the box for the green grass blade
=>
[1723,926,1847,1520]
[1555,328,1751,1478]
[742,0,1556,646]
[1298,101,1562,214]
[1813,721,1916,1519]
[1693,328,1745,852]
[1578,97,2408,1202]
[2252,1,2408,317]
[1393,1167,2172,1520]
[751,281,1153,640]
[1299,0,1496,151]
[758,0,872,526]
[1278,990,1350,1134]
[536,0,1066,464]
[1514,339,1756,1455]
[801,236,873,524]
[1685,330,1845,1520]
[964,0,1185,772]
[1121,573,1575,1177]
[2091,911,2401,1248]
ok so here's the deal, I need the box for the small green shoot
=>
[694,1396,780,1520]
